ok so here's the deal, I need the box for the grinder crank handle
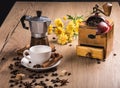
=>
[20,15,29,29]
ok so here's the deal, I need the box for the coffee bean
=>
[60,79,69,86]
[54,53,59,57]
[68,73,71,76]
[51,73,58,76]
[40,76,44,78]
[113,53,117,56]
[20,80,23,84]
[33,64,42,68]
[54,84,58,87]
[49,85,53,88]
[34,83,38,86]
[32,79,36,83]
[69,44,72,46]
[40,81,46,86]
[1,57,6,61]
[11,75,16,78]
[45,78,49,81]
[44,86,48,88]
[9,84,14,87]
[13,57,20,61]
[51,79,56,83]
[15,81,19,85]
[10,69,19,75]
[44,73,48,76]
[50,67,57,72]
[23,82,32,88]
[52,37,56,40]
[29,75,34,79]
[19,84,22,87]
[8,64,14,70]
[9,80,15,83]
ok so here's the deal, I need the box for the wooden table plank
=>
[0,2,120,88]
[0,2,31,59]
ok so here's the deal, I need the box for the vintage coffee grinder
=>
[21,11,51,47]
[76,3,113,63]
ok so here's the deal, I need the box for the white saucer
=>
[21,55,61,71]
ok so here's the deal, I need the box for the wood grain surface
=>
[0,2,120,88]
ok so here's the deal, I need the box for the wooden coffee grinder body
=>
[76,20,114,61]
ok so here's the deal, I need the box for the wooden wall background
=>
[0,0,119,26]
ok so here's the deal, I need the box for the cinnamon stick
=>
[42,55,63,68]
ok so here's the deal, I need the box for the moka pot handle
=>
[20,15,29,29]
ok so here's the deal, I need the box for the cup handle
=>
[23,50,30,60]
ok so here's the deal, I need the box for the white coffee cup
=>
[23,45,52,65]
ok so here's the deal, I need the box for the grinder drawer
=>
[76,46,104,59]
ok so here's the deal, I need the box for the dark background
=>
[0,0,119,27]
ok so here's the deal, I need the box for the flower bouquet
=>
[47,15,84,45]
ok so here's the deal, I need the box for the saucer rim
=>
[21,55,61,71]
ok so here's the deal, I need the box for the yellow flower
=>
[65,21,75,36]
[47,24,53,34]
[75,19,83,24]
[63,16,67,20]
[57,33,68,45]
[54,18,64,28]
[73,23,79,35]
[68,37,73,43]
[54,27,64,36]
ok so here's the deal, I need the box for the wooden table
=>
[0,2,120,88]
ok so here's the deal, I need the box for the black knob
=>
[36,11,42,17]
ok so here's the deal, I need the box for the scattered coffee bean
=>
[40,76,44,78]
[48,85,53,88]
[9,64,14,70]
[60,79,69,86]
[51,73,58,76]
[33,64,42,68]
[44,86,48,88]
[113,53,117,56]
[13,57,20,61]
[32,79,36,83]
[8,54,71,88]
[15,81,19,85]
[54,84,58,87]
[34,83,39,86]
[68,73,71,76]
[52,37,56,40]
[29,75,34,79]
[1,57,6,61]
[54,53,59,57]
[20,80,23,84]
[69,44,72,46]
[9,84,14,87]
[23,82,32,88]
[14,62,20,66]
[44,73,48,76]
[51,79,57,83]
[11,75,16,78]
[51,67,57,72]
[19,84,22,87]
[45,78,49,81]
[9,80,15,83]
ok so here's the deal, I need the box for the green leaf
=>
[76,15,83,20]
[67,14,74,20]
